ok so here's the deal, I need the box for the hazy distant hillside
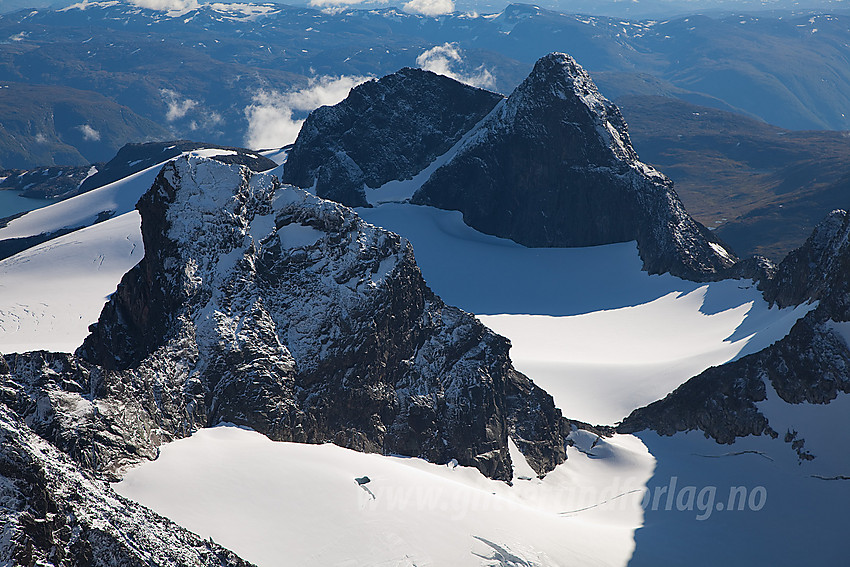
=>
[620,95,850,261]
[3,2,850,169]
[0,82,169,168]
[452,0,850,17]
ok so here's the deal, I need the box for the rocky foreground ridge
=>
[620,210,850,453]
[1,156,571,563]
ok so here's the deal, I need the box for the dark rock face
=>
[283,53,735,280]
[281,67,504,207]
[618,313,850,443]
[620,210,850,445]
[412,53,736,280]
[22,156,567,483]
[761,210,850,316]
[0,405,255,567]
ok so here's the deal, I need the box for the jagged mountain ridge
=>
[282,68,504,207]
[0,142,278,263]
[620,210,850,450]
[0,154,583,562]
[4,156,567,486]
[412,53,737,279]
[285,52,737,280]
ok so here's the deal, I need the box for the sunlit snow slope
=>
[116,425,655,567]
[357,203,814,424]
[0,212,142,353]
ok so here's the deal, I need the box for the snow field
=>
[116,425,656,567]
[0,211,142,353]
[358,203,814,424]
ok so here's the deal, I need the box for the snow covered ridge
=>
[284,52,739,280]
[620,210,850,453]
[0,144,276,353]
[2,156,569,490]
[0,142,276,262]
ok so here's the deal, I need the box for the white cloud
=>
[308,0,388,8]
[78,124,101,141]
[60,1,120,11]
[203,111,223,127]
[244,75,371,150]
[126,0,200,14]
[160,89,199,122]
[403,0,454,16]
[416,43,496,89]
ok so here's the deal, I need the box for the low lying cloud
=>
[308,0,385,7]
[416,43,495,89]
[403,0,454,16]
[160,89,199,122]
[127,0,200,13]
[78,124,101,141]
[244,75,371,150]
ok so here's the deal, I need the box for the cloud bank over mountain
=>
[244,75,371,149]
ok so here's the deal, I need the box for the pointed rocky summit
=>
[4,156,567,486]
[284,53,737,280]
[412,53,737,279]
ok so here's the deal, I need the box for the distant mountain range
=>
[618,95,850,261]
[5,0,850,15]
[3,1,850,168]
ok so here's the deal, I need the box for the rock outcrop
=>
[411,53,736,280]
[620,210,850,446]
[281,68,503,207]
[0,402,254,567]
[760,209,850,316]
[6,156,566,484]
[283,53,737,280]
